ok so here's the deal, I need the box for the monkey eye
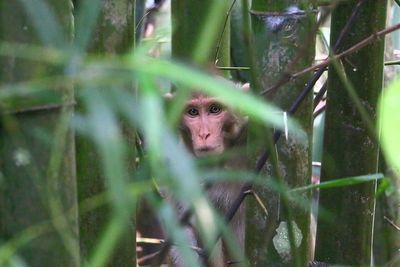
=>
[209,103,222,114]
[187,107,199,117]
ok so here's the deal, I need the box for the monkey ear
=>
[164,92,174,101]
[241,83,250,92]
[235,82,250,92]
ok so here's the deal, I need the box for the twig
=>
[135,10,152,32]
[384,215,400,231]
[313,83,327,110]
[293,22,400,79]
[138,250,162,265]
[137,237,164,244]
[385,60,400,66]
[151,1,368,264]
[150,240,172,267]
[266,0,365,100]
[226,0,366,230]
[216,66,251,70]
[245,190,269,216]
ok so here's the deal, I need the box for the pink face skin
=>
[182,95,230,157]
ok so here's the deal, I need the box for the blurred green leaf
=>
[157,201,203,267]
[136,74,220,249]
[379,77,400,175]
[0,223,49,266]
[0,42,68,64]
[79,87,131,214]
[78,88,135,267]
[3,254,28,267]
[193,1,230,64]
[376,178,392,197]
[17,0,67,47]
[85,217,129,267]
[130,55,300,132]
[74,0,103,52]
[291,173,384,192]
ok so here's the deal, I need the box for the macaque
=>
[167,83,249,267]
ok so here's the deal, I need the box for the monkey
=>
[166,83,250,267]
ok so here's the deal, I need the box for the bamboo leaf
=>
[74,0,103,52]
[80,88,131,213]
[131,55,300,132]
[17,0,67,47]
[78,88,135,267]
[379,78,400,174]
[292,173,385,192]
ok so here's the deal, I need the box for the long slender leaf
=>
[379,78,400,173]
[17,0,67,47]
[292,173,385,192]
[79,87,136,267]
[74,0,103,52]
[130,55,300,132]
[193,1,229,64]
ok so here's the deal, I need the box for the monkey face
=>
[182,95,231,157]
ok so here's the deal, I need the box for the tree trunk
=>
[74,0,136,266]
[315,1,387,265]
[0,1,79,266]
[245,1,316,266]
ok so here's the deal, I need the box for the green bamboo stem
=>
[0,1,79,266]
[245,1,316,266]
[74,0,136,266]
[315,1,387,265]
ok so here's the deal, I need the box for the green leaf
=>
[130,55,300,132]
[74,0,103,52]
[291,173,384,192]
[379,77,400,174]
[17,0,67,47]
[78,88,135,267]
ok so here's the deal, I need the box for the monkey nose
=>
[199,132,211,140]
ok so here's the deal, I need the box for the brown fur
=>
[168,84,249,267]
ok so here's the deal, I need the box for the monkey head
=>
[179,83,249,157]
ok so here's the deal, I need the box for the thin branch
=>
[384,216,400,231]
[137,237,164,244]
[138,250,162,265]
[150,240,172,267]
[245,190,268,216]
[151,1,371,264]
[261,0,365,97]
[385,59,400,66]
[216,66,251,70]
[293,22,400,79]
[227,0,366,226]
[135,10,151,32]
[313,83,327,109]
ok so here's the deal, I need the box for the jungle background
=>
[1,0,400,266]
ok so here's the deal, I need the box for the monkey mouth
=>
[194,146,223,156]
